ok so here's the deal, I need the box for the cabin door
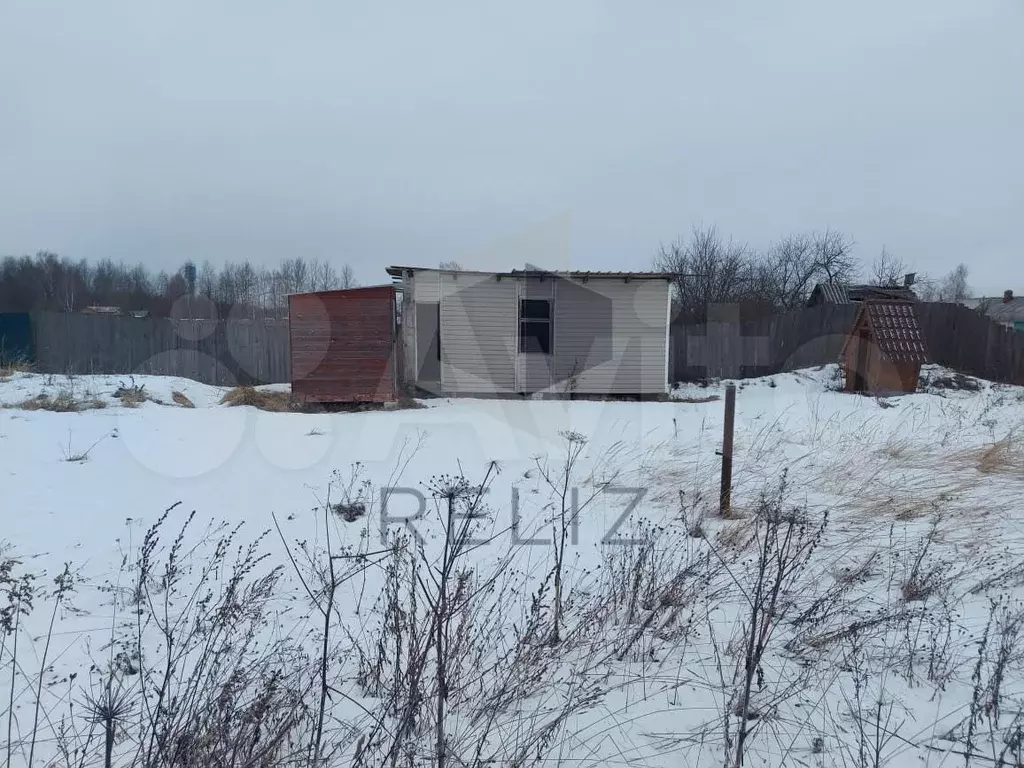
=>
[514,278,555,393]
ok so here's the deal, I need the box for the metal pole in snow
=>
[720,383,736,516]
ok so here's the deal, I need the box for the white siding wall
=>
[553,279,669,395]
[413,270,441,303]
[405,270,668,396]
[440,274,516,394]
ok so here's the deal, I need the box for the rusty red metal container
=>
[288,286,398,403]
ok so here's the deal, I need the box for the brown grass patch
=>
[18,389,106,413]
[114,383,149,407]
[0,362,32,382]
[715,518,755,550]
[221,386,293,412]
[894,502,932,522]
[171,391,195,408]
[972,435,1022,476]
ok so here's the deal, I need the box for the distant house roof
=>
[385,266,672,281]
[82,305,122,315]
[983,296,1024,324]
[808,282,917,306]
[843,300,929,364]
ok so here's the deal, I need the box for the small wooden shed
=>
[841,300,929,395]
[288,285,399,404]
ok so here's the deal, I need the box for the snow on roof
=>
[984,296,1024,323]
[865,300,930,363]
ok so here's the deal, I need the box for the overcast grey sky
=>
[1,0,1021,293]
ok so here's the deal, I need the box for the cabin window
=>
[519,299,552,354]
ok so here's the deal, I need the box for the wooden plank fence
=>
[671,305,859,382]
[915,303,1024,385]
[29,311,290,386]
[13,303,1023,390]
[671,302,1024,385]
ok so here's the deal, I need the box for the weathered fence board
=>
[671,305,859,382]
[916,303,1024,385]
[671,303,1024,386]
[30,311,290,385]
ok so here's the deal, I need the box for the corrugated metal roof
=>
[811,282,917,305]
[865,300,929,363]
[385,265,672,280]
[849,285,917,302]
[814,282,850,303]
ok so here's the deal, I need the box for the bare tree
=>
[656,225,752,322]
[870,247,906,287]
[657,225,857,318]
[276,257,311,295]
[810,228,857,283]
[236,261,259,308]
[0,251,355,317]
[438,260,462,271]
[197,261,217,301]
[755,233,816,309]
[339,263,357,289]
[255,267,278,314]
[939,263,970,302]
[756,230,857,310]
[912,273,940,302]
[913,263,970,303]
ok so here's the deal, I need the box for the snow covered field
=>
[1,366,1023,767]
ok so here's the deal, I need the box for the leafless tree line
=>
[656,225,972,322]
[0,252,357,318]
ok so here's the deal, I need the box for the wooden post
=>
[720,383,736,516]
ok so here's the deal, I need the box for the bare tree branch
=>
[870,247,906,287]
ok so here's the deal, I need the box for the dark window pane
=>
[415,302,440,380]
[519,320,551,354]
[521,299,550,320]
